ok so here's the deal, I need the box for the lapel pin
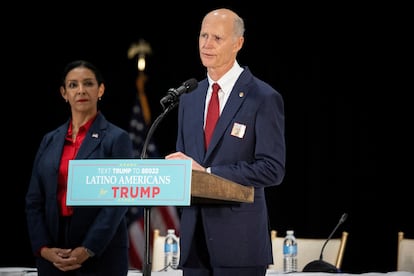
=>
[92,133,99,138]
[239,92,244,98]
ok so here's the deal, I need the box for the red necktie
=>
[204,83,220,149]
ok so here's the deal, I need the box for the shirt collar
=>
[208,61,244,95]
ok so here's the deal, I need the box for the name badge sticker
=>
[231,122,246,139]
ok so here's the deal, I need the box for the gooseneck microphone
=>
[302,213,348,272]
[142,78,198,159]
[160,78,198,106]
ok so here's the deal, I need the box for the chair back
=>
[269,230,348,272]
[397,231,414,272]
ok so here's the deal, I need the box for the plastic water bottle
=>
[164,229,179,270]
[283,230,298,272]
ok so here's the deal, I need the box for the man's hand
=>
[165,151,206,171]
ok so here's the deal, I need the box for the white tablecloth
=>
[1,267,413,276]
[265,271,414,276]
[0,267,37,275]
[0,267,183,276]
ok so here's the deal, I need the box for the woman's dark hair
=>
[61,60,105,87]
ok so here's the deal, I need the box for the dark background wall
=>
[1,1,409,273]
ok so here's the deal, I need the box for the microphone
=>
[302,213,348,272]
[160,78,198,105]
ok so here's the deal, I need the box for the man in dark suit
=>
[25,60,134,275]
[165,8,286,276]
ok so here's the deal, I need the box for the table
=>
[0,267,412,276]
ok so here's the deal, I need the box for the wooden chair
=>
[269,230,348,272]
[152,229,180,272]
[397,231,414,272]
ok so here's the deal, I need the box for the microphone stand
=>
[140,100,179,276]
[303,213,348,272]
[319,213,347,261]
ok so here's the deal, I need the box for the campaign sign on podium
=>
[67,159,192,206]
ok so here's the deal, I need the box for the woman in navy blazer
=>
[166,8,286,276]
[25,60,134,275]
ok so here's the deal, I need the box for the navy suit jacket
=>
[25,112,134,274]
[176,67,286,267]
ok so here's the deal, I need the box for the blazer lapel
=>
[75,114,106,159]
[205,76,250,157]
[50,122,70,172]
[192,81,209,160]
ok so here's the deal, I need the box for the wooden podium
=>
[143,170,254,276]
[191,170,254,204]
